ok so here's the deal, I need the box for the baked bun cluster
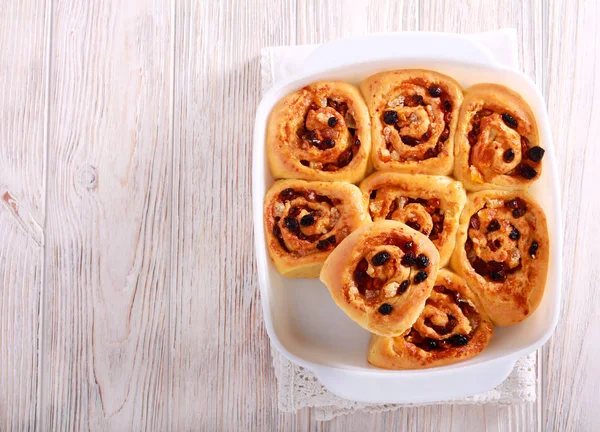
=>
[263,70,549,369]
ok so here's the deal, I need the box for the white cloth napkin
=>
[260,29,536,421]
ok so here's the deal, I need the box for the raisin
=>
[378,303,393,315]
[300,160,310,167]
[284,217,299,232]
[414,270,428,283]
[355,271,370,282]
[448,334,469,346]
[353,138,361,149]
[337,149,353,167]
[509,228,520,240]
[512,208,526,218]
[472,258,489,275]
[401,135,421,146]
[273,224,281,238]
[422,131,431,140]
[401,241,413,252]
[440,127,450,142]
[372,251,391,266]
[383,110,398,125]
[348,127,356,136]
[503,149,515,163]
[443,100,452,112]
[470,214,481,230]
[300,214,315,226]
[316,241,328,250]
[489,270,506,282]
[328,117,338,127]
[401,252,417,267]
[406,221,421,231]
[529,241,539,257]
[516,164,538,179]
[426,339,439,350]
[416,254,430,269]
[370,189,377,199]
[279,188,295,201]
[412,94,424,106]
[502,113,518,129]
[320,138,335,150]
[397,280,410,295]
[487,219,501,232]
[527,146,545,162]
[428,86,442,97]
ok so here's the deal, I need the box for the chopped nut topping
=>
[387,96,405,107]
[369,200,383,214]
[383,282,400,298]
[391,150,400,161]
[316,112,330,124]
[274,202,285,217]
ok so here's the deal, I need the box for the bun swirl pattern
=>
[454,84,544,190]
[359,172,466,267]
[368,269,494,369]
[267,81,371,183]
[320,220,440,336]
[264,180,369,278]
[360,69,463,175]
[451,190,549,325]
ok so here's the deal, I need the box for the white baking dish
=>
[252,33,562,403]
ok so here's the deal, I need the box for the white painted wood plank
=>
[41,1,173,430]
[541,0,600,431]
[0,1,49,430]
[169,0,299,430]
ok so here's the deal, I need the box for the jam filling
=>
[382,81,454,161]
[405,285,479,352]
[467,108,544,179]
[272,188,341,252]
[298,98,360,170]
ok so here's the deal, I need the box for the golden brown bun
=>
[359,171,466,267]
[267,81,371,183]
[359,69,463,175]
[450,190,549,326]
[454,83,544,191]
[368,269,494,369]
[320,220,440,336]
[264,179,370,278]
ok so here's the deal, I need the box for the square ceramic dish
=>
[253,33,562,403]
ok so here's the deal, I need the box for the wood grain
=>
[0,0,598,430]
[0,1,49,430]
[170,0,298,429]
[540,0,600,431]
[40,0,173,430]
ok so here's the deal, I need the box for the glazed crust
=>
[368,269,494,369]
[264,179,370,278]
[320,220,440,337]
[359,172,466,267]
[450,190,549,326]
[267,81,371,183]
[359,69,463,175]
[454,84,543,191]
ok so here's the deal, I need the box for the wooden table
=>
[1,0,597,430]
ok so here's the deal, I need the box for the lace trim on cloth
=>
[272,343,536,421]
[260,32,537,421]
